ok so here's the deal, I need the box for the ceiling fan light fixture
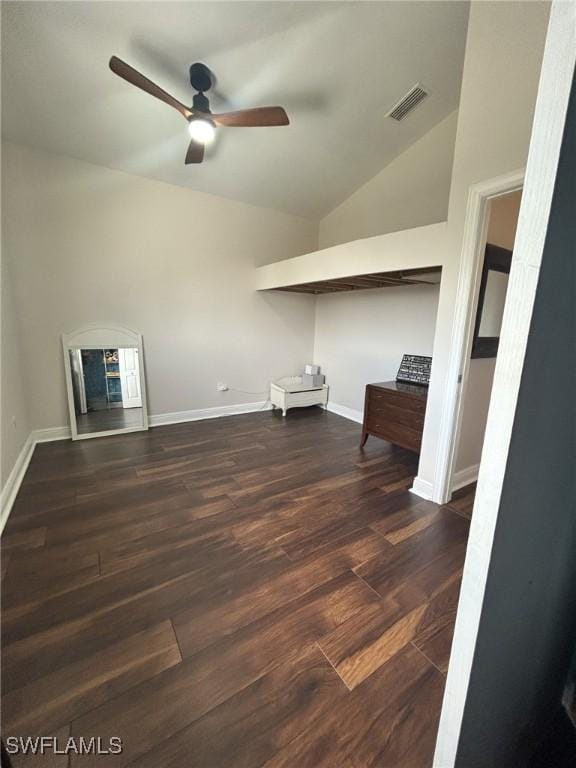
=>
[187,116,216,144]
[109,56,289,164]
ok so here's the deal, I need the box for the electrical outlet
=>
[216,382,228,392]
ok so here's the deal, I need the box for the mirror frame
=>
[471,243,512,359]
[62,323,149,440]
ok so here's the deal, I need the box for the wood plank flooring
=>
[76,407,144,435]
[444,482,476,520]
[1,409,470,767]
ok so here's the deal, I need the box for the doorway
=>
[450,189,522,504]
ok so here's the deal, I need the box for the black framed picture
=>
[471,244,512,358]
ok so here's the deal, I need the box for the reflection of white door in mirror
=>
[119,348,143,408]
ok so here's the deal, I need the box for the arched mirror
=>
[62,324,149,440]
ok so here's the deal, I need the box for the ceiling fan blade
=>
[211,106,289,127]
[110,56,192,120]
[185,140,204,164]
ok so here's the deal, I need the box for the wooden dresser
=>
[360,381,428,453]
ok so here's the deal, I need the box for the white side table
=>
[270,378,328,417]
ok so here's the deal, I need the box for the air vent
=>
[387,84,428,121]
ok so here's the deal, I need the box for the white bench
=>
[270,378,328,417]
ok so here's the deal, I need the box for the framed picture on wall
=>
[471,244,512,358]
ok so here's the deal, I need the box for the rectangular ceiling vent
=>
[387,84,428,121]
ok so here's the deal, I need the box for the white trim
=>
[432,168,524,505]
[255,222,449,291]
[0,434,35,535]
[72,426,147,441]
[325,401,363,424]
[434,3,576,765]
[32,426,72,443]
[148,401,272,427]
[62,322,142,348]
[451,463,479,492]
[410,476,434,501]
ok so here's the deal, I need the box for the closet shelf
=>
[267,266,441,295]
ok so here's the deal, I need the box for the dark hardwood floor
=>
[1,409,470,767]
[76,407,144,435]
[444,482,476,520]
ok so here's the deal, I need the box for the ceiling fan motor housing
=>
[192,91,210,113]
[189,62,213,93]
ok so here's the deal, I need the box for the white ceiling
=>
[1,1,469,219]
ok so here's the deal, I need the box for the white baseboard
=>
[148,400,272,427]
[326,401,364,424]
[0,434,35,535]
[30,401,272,440]
[451,463,480,492]
[410,464,479,505]
[410,476,434,501]
[32,426,72,443]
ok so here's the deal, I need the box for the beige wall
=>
[319,111,458,249]
[1,252,30,488]
[486,190,522,251]
[314,283,440,416]
[1,142,317,434]
[417,0,549,491]
[455,190,522,475]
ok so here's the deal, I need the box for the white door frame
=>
[434,1,576,763]
[72,349,88,414]
[433,169,524,505]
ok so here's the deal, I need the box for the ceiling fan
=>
[109,56,289,164]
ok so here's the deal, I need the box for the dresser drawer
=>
[366,401,425,432]
[368,385,426,413]
[369,420,423,452]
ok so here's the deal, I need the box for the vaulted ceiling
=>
[1,1,469,218]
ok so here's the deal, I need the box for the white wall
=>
[1,142,317,433]
[455,191,522,475]
[1,251,30,487]
[417,0,550,495]
[314,283,440,417]
[319,111,457,249]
